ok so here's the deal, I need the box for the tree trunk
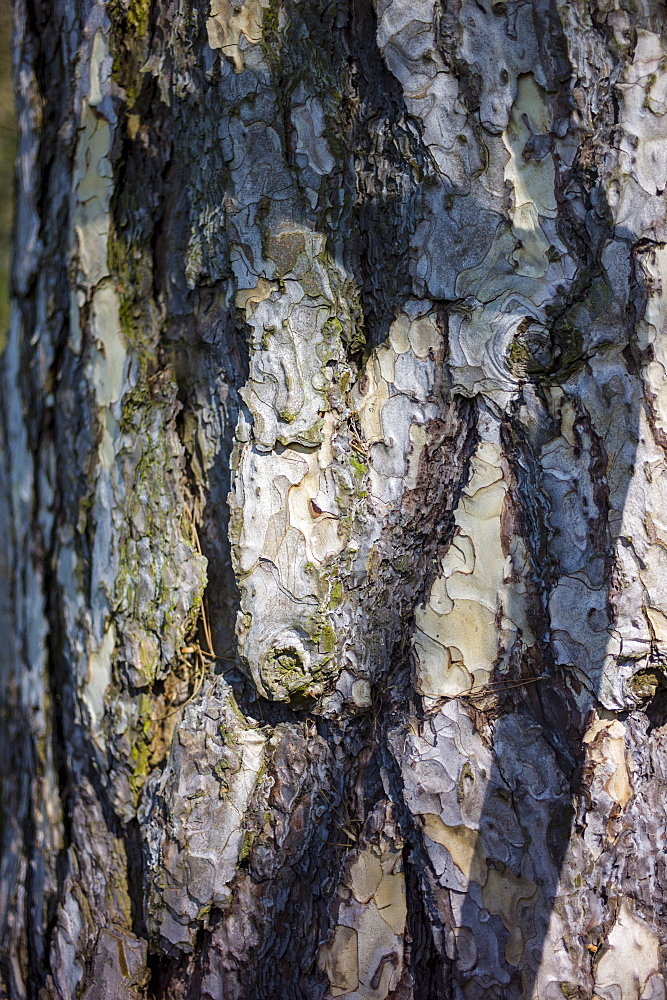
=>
[3,0,667,997]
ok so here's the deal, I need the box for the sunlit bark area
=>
[2,0,667,997]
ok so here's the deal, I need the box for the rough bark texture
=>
[3,0,667,998]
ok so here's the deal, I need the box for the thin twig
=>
[152,648,207,723]
[199,649,236,664]
[319,787,358,843]
[424,673,547,715]
[150,504,223,724]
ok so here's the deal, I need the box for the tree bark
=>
[3,0,667,997]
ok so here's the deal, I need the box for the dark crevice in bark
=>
[531,0,572,91]
[370,391,479,702]
[21,0,71,286]
[243,728,346,999]
[113,79,173,247]
[146,923,208,1000]
[264,0,431,366]
[645,684,667,733]
[342,0,430,356]
[379,734,452,999]
[317,392,479,995]
[107,0,159,115]
[403,858,451,1000]
[154,65,242,677]
[497,409,585,857]
[126,818,149,940]
[499,411,568,724]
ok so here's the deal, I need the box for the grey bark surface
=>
[2,0,667,998]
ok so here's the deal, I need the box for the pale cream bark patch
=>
[583,717,632,809]
[414,422,534,702]
[91,283,127,407]
[72,29,114,295]
[206,0,269,73]
[594,902,661,1000]
[613,30,667,235]
[502,73,556,279]
[318,807,407,1000]
[84,623,116,746]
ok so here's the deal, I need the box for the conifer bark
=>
[3,1,667,997]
